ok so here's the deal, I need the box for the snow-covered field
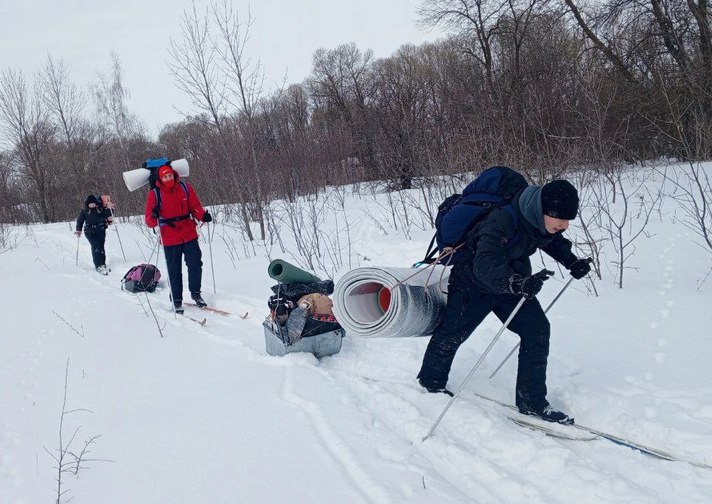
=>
[1,167,711,503]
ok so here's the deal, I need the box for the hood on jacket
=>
[85,194,99,207]
[156,165,180,189]
[517,186,548,236]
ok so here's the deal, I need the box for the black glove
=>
[150,206,160,219]
[510,269,554,299]
[569,258,592,280]
[202,211,212,223]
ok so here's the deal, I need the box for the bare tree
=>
[41,56,88,147]
[419,0,509,101]
[559,0,712,158]
[94,53,145,173]
[308,43,378,178]
[0,69,57,222]
[168,0,271,241]
[168,2,226,131]
[39,55,100,215]
[213,0,268,239]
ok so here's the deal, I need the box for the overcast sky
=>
[1,0,444,136]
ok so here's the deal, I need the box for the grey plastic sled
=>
[263,318,344,358]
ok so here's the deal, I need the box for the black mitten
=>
[202,211,213,223]
[509,269,554,299]
[569,258,592,280]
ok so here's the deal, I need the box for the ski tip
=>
[239,312,249,319]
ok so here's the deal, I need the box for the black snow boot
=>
[191,292,207,308]
[417,377,454,397]
[173,300,184,315]
[518,403,574,425]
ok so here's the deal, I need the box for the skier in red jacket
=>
[145,164,212,314]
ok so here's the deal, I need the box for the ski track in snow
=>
[75,250,712,503]
[281,367,390,504]
[4,186,712,504]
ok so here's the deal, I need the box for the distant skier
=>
[144,163,212,314]
[75,194,113,275]
[417,179,591,424]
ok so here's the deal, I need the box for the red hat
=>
[158,165,173,179]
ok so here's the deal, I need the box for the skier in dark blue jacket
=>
[75,195,113,274]
[417,180,591,424]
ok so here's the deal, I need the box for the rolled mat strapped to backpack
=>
[268,259,322,284]
[122,158,189,192]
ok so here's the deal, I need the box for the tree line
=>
[1,0,710,236]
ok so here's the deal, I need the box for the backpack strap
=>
[501,203,521,247]
[420,234,439,265]
[461,201,521,258]
[503,203,519,227]
[153,182,191,227]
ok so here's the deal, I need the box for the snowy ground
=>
[1,169,712,503]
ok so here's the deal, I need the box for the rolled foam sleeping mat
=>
[122,158,190,191]
[333,266,450,338]
[268,259,322,284]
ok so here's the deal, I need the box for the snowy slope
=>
[1,169,712,504]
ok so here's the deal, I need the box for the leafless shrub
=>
[44,360,111,504]
[0,222,26,253]
[662,163,712,255]
[590,167,663,288]
[660,162,712,288]
[132,218,162,262]
[273,194,326,272]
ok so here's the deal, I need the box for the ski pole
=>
[109,207,127,261]
[423,295,527,442]
[488,276,575,380]
[147,235,161,265]
[75,234,80,266]
[156,229,178,317]
[207,221,216,294]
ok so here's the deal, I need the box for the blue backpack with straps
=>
[422,166,528,265]
[152,182,189,227]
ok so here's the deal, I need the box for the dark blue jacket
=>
[75,204,111,234]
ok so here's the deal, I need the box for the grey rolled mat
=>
[333,266,450,338]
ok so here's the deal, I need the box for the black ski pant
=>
[163,238,203,303]
[418,285,551,409]
[84,229,106,268]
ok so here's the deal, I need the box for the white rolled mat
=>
[333,266,450,338]
[122,158,190,191]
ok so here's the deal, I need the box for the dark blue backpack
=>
[422,166,528,265]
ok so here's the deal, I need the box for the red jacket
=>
[144,171,207,246]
